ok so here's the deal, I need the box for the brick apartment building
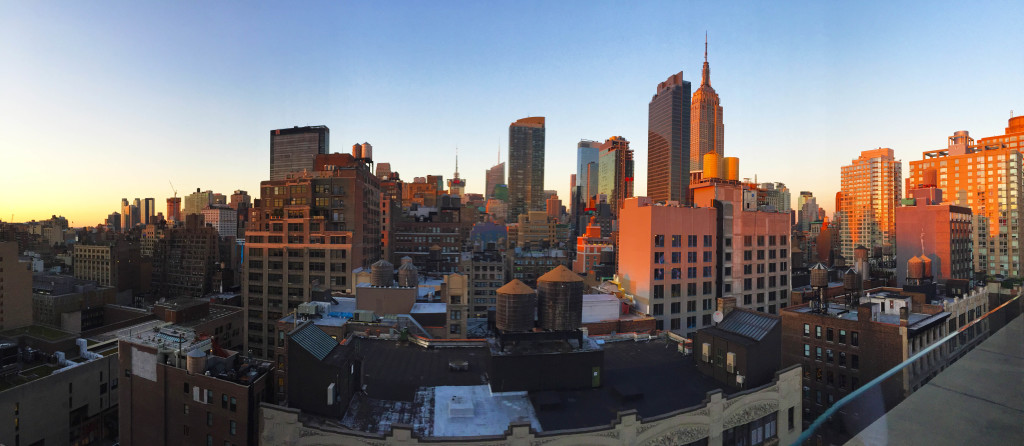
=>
[243,152,380,359]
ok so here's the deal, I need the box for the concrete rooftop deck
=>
[847,314,1024,446]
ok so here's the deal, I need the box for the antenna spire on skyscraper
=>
[705,31,708,63]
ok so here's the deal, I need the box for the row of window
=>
[654,234,713,248]
[652,282,714,298]
[803,324,859,346]
[653,266,713,280]
[803,345,859,369]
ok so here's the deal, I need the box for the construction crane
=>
[169,180,178,198]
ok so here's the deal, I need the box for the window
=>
[688,235,698,247]
[815,326,822,339]
[839,351,847,367]
[815,347,822,361]
[222,394,228,409]
[827,328,834,342]
[703,266,712,277]
[839,329,847,344]
[671,252,681,263]
[687,267,697,279]
[688,283,697,296]
[653,285,664,299]
[703,235,713,247]
[687,251,697,263]
[654,235,665,247]
[804,344,810,357]
[703,251,712,262]
[207,411,213,426]
[671,235,682,247]
[230,397,236,412]
[803,324,810,336]
[654,268,664,280]
[653,304,664,316]
[450,324,461,334]
[671,284,682,298]
[671,268,682,279]
[230,420,237,435]
[852,354,859,369]
[788,407,795,431]
[826,349,834,363]
[687,301,697,312]
[184,404,190,414]
[184,383,190,394]
[671,302,680,314]
[207,435,213,446]
[851,331,859,346]
[654,252,665,264]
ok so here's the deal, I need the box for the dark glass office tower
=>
[269,125,330,180]
[648,72,691,204]
[508,117,546,221]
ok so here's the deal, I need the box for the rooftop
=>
[356,338,491,402]
[848,314,1023,445]
[340,385,540,437]
[529,339,732,431]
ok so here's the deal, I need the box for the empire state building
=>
[690,37,724,172]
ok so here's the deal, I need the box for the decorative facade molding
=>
[723,400,779,429]
[641,425,709,446]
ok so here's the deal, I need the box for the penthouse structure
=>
[906,117,1024,277]
[243,152,380,359]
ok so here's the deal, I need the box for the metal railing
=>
[794,287,1022,445]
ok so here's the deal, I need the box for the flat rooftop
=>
[356,338,491,402]
[279,297,357,327]
[847,314,1023,445]
[529,338,731,431]
[340,385,540,437]
[789,303,948,332]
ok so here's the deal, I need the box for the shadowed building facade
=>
[269,125,330,181]
[508,117,546,222]
[648,72,691,205]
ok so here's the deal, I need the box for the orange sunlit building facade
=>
[839,148,902,261]
[906,117,1024,277]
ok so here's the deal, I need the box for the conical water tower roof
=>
[496,279,535,295]
[537,265,583,283]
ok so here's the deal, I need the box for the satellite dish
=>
[713,311,724,323]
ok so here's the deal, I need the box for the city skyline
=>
[1,1,1022,225]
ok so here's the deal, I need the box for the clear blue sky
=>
[1,1,1020,225]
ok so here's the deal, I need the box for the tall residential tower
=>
[839,148,902,260]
